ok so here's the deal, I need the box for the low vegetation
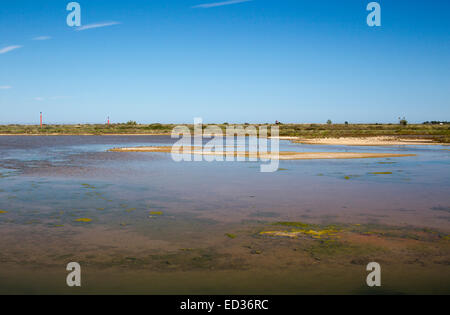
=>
[0,123,449,142]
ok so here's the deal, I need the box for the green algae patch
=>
[149,211,163,216]
[126,208,136,213]
[277,168,288,171]
[257,220,450,267]
[264,221,437,241]
[225,233,237,239]
[75,218,92,222]
[369,172,393,175]
[263,221,342,240]
[96,207,105,211]
[260,228,340,239]
[260,230,297,238]
[344,175,360,180]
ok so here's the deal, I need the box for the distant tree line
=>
[423,121,449,125]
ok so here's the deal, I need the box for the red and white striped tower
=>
[107,116,110,125]
[40,112,43,127]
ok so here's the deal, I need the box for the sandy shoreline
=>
[291,136,445,146]
[108,146,415,160]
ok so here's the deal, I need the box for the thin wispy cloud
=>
[75,21,121,31]
[0,45,23,54]
[192,0,252,9]
[33,36,52,41]
[33,96,69,101]
[0,85,12,90]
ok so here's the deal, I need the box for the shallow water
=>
[0,136,449,294]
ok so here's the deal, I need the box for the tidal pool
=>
[0,136,449,294]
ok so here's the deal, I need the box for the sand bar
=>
[108,146,415,160]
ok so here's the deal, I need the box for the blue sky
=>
[0,0,449,124]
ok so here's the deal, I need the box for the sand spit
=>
[291,136,444,146]
[108,146,415,160]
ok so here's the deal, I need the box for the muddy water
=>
[0,136,449,294]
